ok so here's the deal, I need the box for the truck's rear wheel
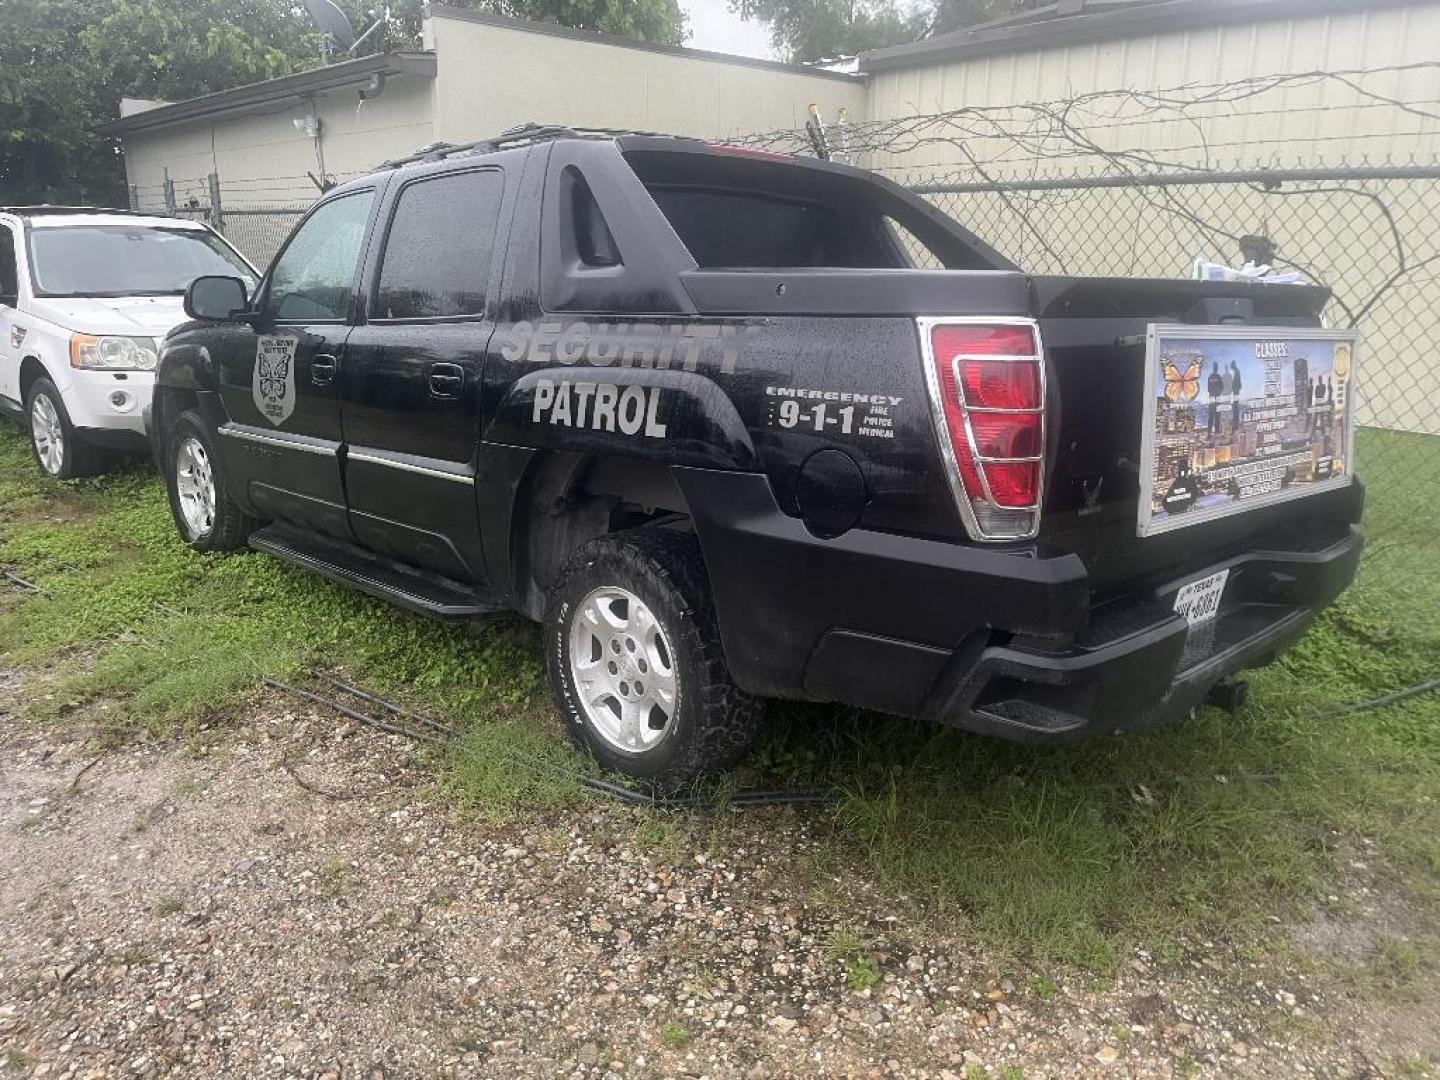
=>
[25,378,111,479]
[164,410,257,552]
[544,530,761,787]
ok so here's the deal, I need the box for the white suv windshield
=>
[28,224,257,297]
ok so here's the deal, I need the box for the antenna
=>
[805,104,831,161]
[303,0,355,64]
[348,7,394,56]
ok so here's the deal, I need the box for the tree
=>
[732,0,923,64]
[0,0,122,204]
[333,0,686,57]
[82,1,314,104]
[733,0,1038,64]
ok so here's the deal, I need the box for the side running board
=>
[248,525,504,621]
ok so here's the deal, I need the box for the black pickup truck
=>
[152,127,1364,784]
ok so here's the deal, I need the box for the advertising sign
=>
[1138,325,1357,537]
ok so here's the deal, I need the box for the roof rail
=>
[376,122,702,169]
[0,205,154,217]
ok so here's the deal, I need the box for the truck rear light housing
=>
[919,318,1047,541]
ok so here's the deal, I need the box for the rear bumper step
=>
[249,525,502,621]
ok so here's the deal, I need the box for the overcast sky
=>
[681,0,777,60]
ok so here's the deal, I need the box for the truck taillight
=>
[920,319,1047,541]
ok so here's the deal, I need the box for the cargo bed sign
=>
[1137,326,1357,537]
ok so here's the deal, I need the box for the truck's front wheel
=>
[164,411,257,552]
[544,530,761,788]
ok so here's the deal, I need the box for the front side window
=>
[268,191,375,322]
[26,224,256,298]
[375,170,503,320]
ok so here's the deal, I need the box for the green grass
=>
[1,423,1437,971]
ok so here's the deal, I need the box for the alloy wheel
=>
[30,393,65,475]
[174,437,217,539]
[568,585,678,752]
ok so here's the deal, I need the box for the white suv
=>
[0,208,259,477]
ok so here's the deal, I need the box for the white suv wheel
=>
[30,390,66,475]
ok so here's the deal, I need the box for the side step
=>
[248,525,504,621]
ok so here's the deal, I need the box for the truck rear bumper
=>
[924,528,1362,740]
[678,467,1363,741]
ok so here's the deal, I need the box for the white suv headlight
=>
[69,334,160,371]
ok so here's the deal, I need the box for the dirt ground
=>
[2,667,1438,1079]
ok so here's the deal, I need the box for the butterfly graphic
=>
[1160,357,1202,403]
[257,353,290,403]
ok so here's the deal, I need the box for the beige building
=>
[103,5,865,235]
[859,0,1440,179]
[104,0,1440,229]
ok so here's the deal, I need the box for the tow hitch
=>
[1206,677,1251,714]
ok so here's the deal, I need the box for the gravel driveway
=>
[1,668,1436,1079]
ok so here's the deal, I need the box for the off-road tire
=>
[25,377,113,479]
[544,529,762,788]
[165,409,258,552]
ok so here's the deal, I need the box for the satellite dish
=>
[303,0,355,58]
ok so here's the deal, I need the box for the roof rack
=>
[376,122,702,170]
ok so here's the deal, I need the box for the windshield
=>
[27,225,258,297]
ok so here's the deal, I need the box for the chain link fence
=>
[129,173,316,269]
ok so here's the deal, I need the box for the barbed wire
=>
[735,61,1440,179]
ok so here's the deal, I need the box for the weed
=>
[633,816,688,859]
[318,857,354,897]
[1386,1054,1434,1079]
[118,942,153,966]
[154,895,184,917]
[1030,973,1058,1001]
[824,926,884,991]
[171,775,208,799]
[3,1048,31,1072]
[659,1020,690,1047]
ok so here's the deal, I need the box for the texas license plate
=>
[1173,569,1230,627]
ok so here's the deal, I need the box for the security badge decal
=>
[9,326,26,349]
[253,336,298,426]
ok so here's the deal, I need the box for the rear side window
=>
[0,224,16,300]
[375,170,503,320]
[647,189,865,268]
[623,148,1006,272]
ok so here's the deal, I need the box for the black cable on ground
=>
[266,676,834,808]
[314,671,459,738]
[264,678,447,745]
[1316,676,1440,719]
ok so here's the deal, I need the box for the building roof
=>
[429,6,862,83]
[860,0,1431,72]
[98,52,437,137]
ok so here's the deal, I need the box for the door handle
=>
[311,353,338,386]
[428,362,465,399]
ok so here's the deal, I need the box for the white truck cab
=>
[0,208,259,477]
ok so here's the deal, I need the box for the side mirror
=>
[185,275,249,321]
